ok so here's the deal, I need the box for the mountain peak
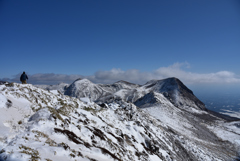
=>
[73,78,92,84]
[162,77,193,94]
[141,77,205,110]
[115,80,136,85]
[143,77,179,92]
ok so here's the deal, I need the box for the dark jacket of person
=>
[20,72,28,81]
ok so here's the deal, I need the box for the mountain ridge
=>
[37,77,239,122]
[61,77,206,111]
[0,80,240,160]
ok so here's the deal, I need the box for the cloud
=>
[89,62,240,85]
[2,73,83,85]
[88,69,154,84]
[154,63,240,84]
[1,63,240,85]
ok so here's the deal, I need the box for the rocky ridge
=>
[0,82,239,160]
[1,77,240,160]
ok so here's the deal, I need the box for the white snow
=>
[80,97,94,105]
[207,121,240,147]
[50,90,59,95]
[0,83,239,161]
[143,105,195,138]
[0,93,7,108]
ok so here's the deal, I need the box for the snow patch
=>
[28,108,51,122]
[0,93,7,108]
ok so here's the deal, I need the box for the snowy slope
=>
[134,90,240,155]
[139,78,206,110]
[1,83,239,160]
[100,80,141,93]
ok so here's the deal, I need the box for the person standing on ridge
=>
[20,71,28,84]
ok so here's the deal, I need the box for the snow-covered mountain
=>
[0,80,240,160]
[60,77,206,111]
[139,78,206,110]
[61,78,141,103]
[64,78,113,102]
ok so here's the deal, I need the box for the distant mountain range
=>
[36,77,239,122]
[41,77,206,110]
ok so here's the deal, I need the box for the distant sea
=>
[197,93,240,113]
[189,85,240,118]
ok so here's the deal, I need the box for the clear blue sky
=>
[0,0,240,85]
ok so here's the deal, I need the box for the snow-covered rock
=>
[136,77,206,110]
[64,78,112,101]
[0,82,239,161]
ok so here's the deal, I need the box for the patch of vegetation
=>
[48,107,64,122]
[55,99,77,117]
[57,106,71,116]
[71,149,83,158]
[91,120,97,124]
[32,130,48,138]
[40,97,48,105]
[76,125,81,131]
[33,104,43,112]
[83,106,97,115]
[18,120,22,125]
[58,99,65,106]
[54,128,82,145]
[96,146,122,161]
[32,130,57,146]
[86,156,98,161]
[5,82,14,87]
[19,145,40,161]
[22,136,29,140]
[45,138,57,146]
[0,149,5,154]
[69,153,75,158]
[83,106,93,111]
[45,159,52,161]
[58,142,70,150]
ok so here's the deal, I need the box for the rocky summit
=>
[0,78,240,161]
